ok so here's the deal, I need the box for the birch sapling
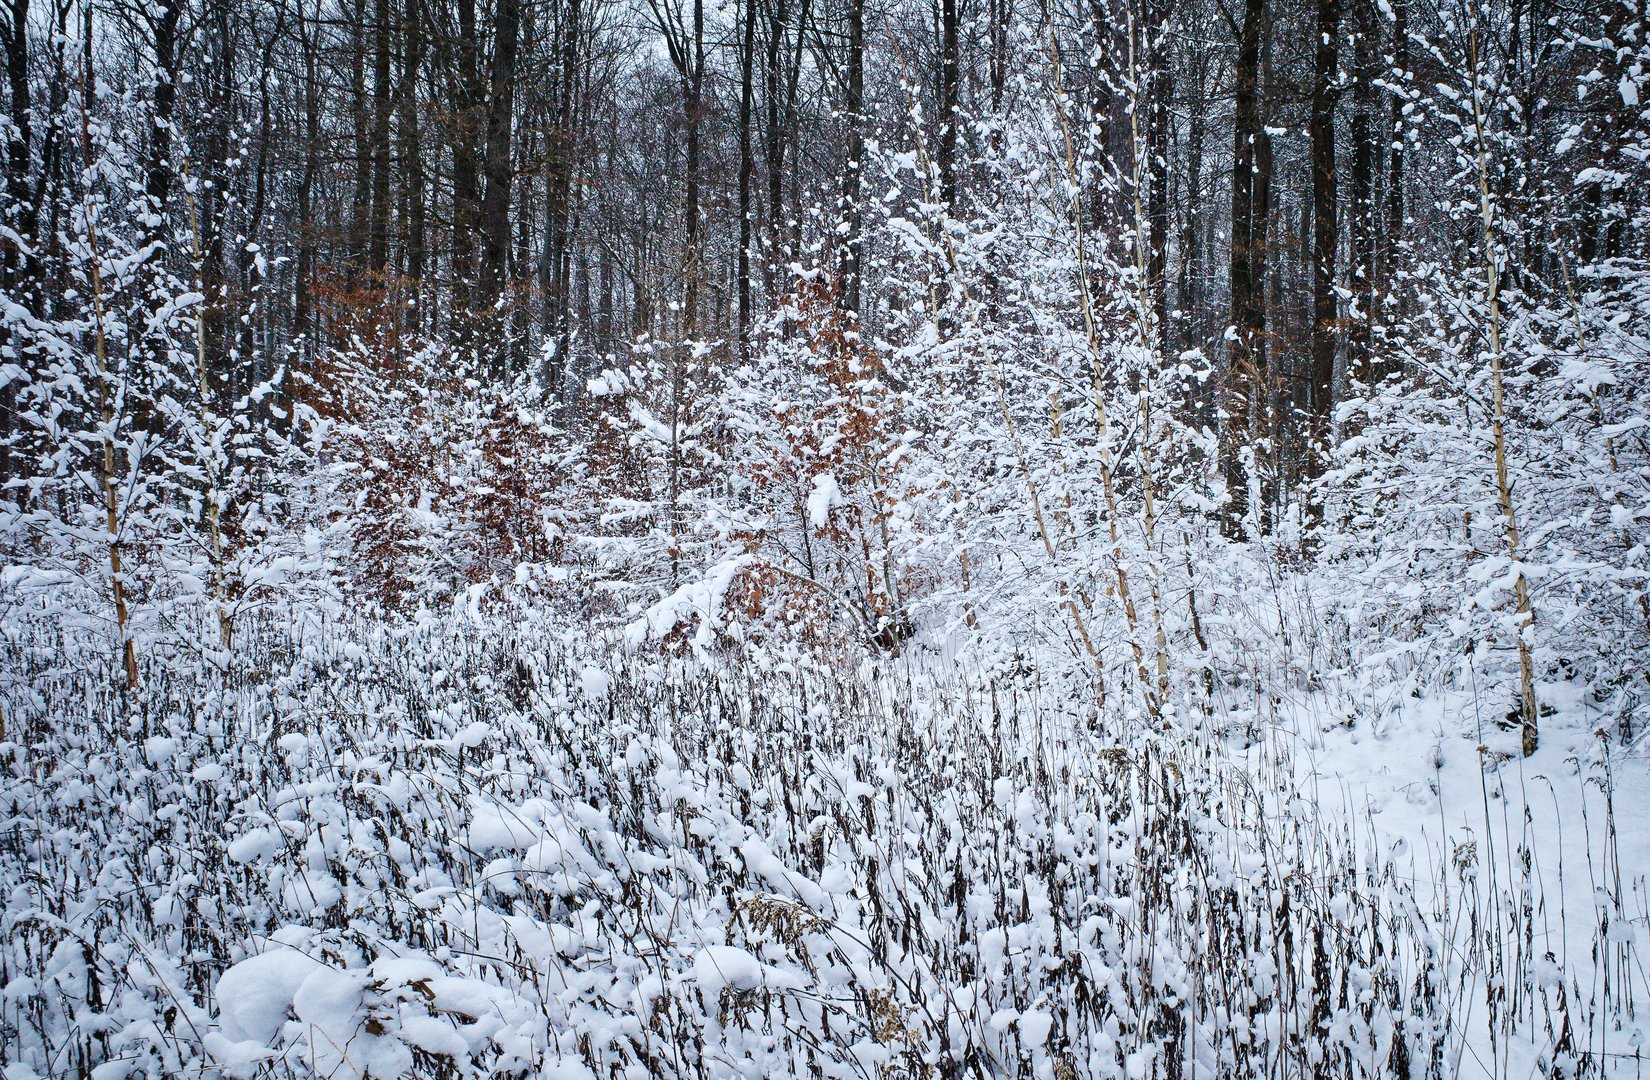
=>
[1047,23,1161,721]
[80,56,138,691]
[1468,30,1538,755]
[183,159,233,650]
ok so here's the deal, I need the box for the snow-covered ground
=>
[1274,681,1650,1078]
[1,611,1643,1079]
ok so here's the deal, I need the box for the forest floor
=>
[1269,680,1650,1077]
[0,611,1646,1078]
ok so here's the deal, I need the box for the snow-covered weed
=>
[1,614,1641,1078]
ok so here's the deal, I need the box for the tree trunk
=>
[3,0,33,287]
[1348,0,1375,387]
[1383,0,1405,286]
[239,46,275,388]
[479,0,521,372]
[143,0,182,254]
[938,0,959,207]
[1469,31,1539,755]
[543,0,582,377]
[368,0,392,275]
[989,0,1006,108]
[1145,0,1170,341]
[839,0,864,314]
[1178,95,1203,352]
[1304,0,1339,534]
[400,0,425,323]
[349,0,372,265]
[450,0,482,330]
[294,1,321,356]
[1222,0,1264,537]
[136,0,183,411]
[1,0,32,491]
[683,0,704,337]
[765,0,788,280]
[80,39,140,691]
[737,0,757,350]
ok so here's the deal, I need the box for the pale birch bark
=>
[1468,31,1538,755]
[81,57,138,690]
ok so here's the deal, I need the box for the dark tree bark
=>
[293,0,321,354]
[400,0,426,322]
[1348,0,1375,387]
[1253,108,1273,529]
[239,26,279,390]
[478,0,522,370]
[349,0,372,264]
[646,0,706,336]
[764,0,809,285]
[764,0,788,269]
[26,0,74,319]
[684,0,704,337]
[839,0,864,315]
[198,0,234,391]
[1304,0,1339,532]
[1383,0,1404,286]
[3,0,33,286]
[543,0,583,374]
[1145,0,1171,341]
[130,0,184,417]
[450,0,483,321]
[937,0,959,208]
[737,0,757,349]
[368,0,393,274]
[1177,80,1204,354]
[988,0,1007,109]
[597,239,614,353]
[0,0,29,490]
[143,0,183,252]
[1221,0,1265,537]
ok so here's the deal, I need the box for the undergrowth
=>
[1,611,1643,1079]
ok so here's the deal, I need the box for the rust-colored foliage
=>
[293,274,565,612]
[730,277,923,650]
[311,269,409,356]
[466,401,564,576]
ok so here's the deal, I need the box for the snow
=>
[3,13,1648,1074]
[807,472,842,529]
[578,665,610,699]
[215,948,324,1044]
[226,826,284,863]
[1,608,1647,1078]
[625,553,751,649]
[692,946,768,992]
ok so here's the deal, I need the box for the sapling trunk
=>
[80,57,138,691]
[997,377,1109,681]
[183,159,233,650]
[1047,24,1161,720]
[889,51,1108,685]
[1124,5,1172,704]
[1468,31,1538,756]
